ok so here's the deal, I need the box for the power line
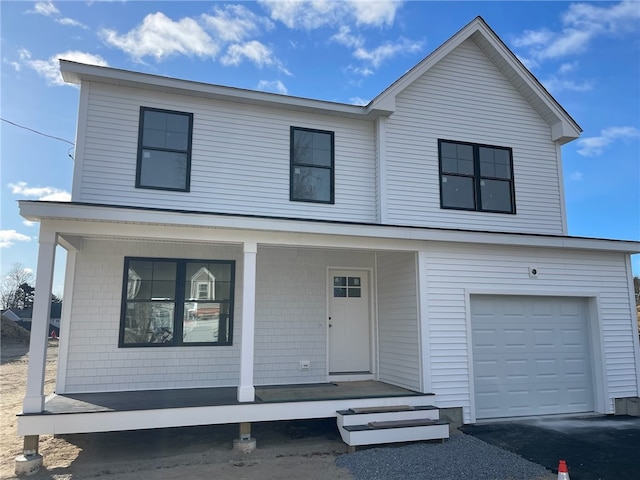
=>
[1,117,75,146]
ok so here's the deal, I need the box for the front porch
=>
[18,381,434,436]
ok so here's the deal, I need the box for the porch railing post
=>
[238,242,257,402]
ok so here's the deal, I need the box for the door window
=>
[333,276,361,298]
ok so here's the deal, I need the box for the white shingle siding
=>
[384,38,564,234]
[376,252,421,391]
[423,242,637,421]
[254,247,375,385]
[76,82,377,223]
[63,239,244,393]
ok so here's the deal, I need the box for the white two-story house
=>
[17,17,640,461]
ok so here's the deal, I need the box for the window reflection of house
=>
[127,267,141,300]
[190,266,215,300]
[185,266,220,343]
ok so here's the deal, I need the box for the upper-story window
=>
[290,126,334,203]
[136,107,193,192]
[439,140,515,214]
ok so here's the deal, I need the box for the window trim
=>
[118,257,235,348]
[290,126,335,204]
[136,106,194,192]
[438,139,516,214]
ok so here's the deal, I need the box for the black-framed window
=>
[290,126,334,203]
[119,257,234,347]
[439,139,515,214]
[136,107,193,192]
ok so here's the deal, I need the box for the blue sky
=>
[1,0,639,295]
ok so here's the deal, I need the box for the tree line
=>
[1,263,61,310]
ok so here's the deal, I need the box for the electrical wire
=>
[1,117,75,146]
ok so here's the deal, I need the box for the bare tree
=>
[634,276,640,305]
[0,263,34,310]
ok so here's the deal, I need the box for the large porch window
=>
[119,257,235,347]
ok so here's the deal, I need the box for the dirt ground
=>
[0,323,353,480]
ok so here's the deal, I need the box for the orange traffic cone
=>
[557,460,570,480]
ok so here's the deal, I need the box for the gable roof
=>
[370,16,581,144]
[60,16,581,144]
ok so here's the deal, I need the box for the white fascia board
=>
[19,201,640,254]
[59,60,391,120]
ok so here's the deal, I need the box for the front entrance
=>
[328,269,371,374]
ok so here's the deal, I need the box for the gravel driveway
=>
[336,433,554,480]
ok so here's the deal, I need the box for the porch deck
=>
[18,381,435,436]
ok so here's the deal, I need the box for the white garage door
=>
[471,295,594,419]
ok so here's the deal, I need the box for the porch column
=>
[238,242,257,402]
[23,227,57,413]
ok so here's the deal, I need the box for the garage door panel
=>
[472,296,593,419]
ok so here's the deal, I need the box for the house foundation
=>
[15,435,42,476]
[233,422,256,453]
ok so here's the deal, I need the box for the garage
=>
[471,295,594,419]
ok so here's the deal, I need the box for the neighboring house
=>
[17,16,640,459]
[2,304,62,335]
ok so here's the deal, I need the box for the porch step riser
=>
[338,409,440,427]
[339,423,450,446]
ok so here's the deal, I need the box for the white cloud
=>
[202,5,273,43]
[348,65,374,76]
[23,220,37,227]
[576,126,640,157]
[349,0,398,27]
[257,79,288,94]
[354,38,424,68]
[31,1,59,16]
[101,12,219,61]
[569,171,584,181]
[29,1,87,29]
[259,0,401,29]
[349,97,369,106]
[0,230,31,249]
[558,62,578,74]
[18,49,108,86]
[221,41,291,74]
[56,17,87,29]
[9,182,71,201]
[514,1,640,62]
[332,26,423,72]
[542,76,593,93]
[331,26,364,49]
[513,29,553,48]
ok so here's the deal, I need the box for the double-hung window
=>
[439,139,515,214]
[119,258,234,347]
[136,107,193,191]
[290,127,334,203]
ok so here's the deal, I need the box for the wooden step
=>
[339,418,449,447]
[337,405,440,427]
[350,405,414,414]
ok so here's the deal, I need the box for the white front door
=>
[328,270,371,374]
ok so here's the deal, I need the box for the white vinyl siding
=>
[75,82,377,223]
[385,38,564,234]
[376,251,421,391]
[254,247,375,385]
[424,242,637,422]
